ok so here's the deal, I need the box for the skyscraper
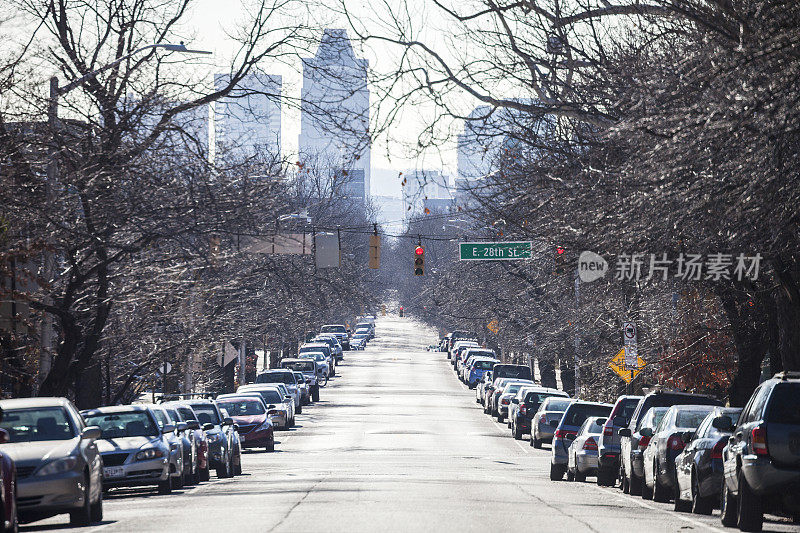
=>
[298,29,370,201]
[214,73,282,159]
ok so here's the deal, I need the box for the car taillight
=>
[711,438,726,459]
[520,403,527,415]
[501,399,510,405]
[638,435,651,448]
[583,437,598,451]
[554,429,576,439]
[603,424,613,437]
[667,434,685,451]
[751,426,768,455]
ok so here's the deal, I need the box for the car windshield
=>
[639,408,668,430]
[282,361,315,372]
[217,399,265,416]
[494,366,532,380]
[84,411,159,438]
[614,399,640,425]
[151,409,173,427]
[767,384,800,424]
[177,407,197,422]
[473,360,495,370]
[467,350,495,359]
[504,384,524,394]
[256,372,295,385]
[675,409,715,429]
[321,325,346,333]
[542,398,572,412]
[526,393,567,410]
[189,404,220,425]
[300,345,331,357]
[353,333,367,338]
[563,404,612,427]
[0,407,76,442]
[164,408,182,422]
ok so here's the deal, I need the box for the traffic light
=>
[555,245,565,275]
[414,245,425,275]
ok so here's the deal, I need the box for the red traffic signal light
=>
[414,245,425,275]
[556,246,565,254]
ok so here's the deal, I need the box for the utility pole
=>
[574,270,580,398]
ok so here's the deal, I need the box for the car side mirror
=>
[233,424,240,431]
[681,431,695,444]
[639,427,654,438]
[222,417,234,426]
[162,424,176,434]
[176,422,188,432]
[203,423,214,431]
[0,428,8,444]
[511,398,520,404]
[728,435,735,445]
[565,433,576,441]
[81,426,101,440]
[711,416,734,432]
[549,420,559,428]
[618,428,632,438]
[285,395,293,401]
[267,404,276,409]
[187,421,201,430]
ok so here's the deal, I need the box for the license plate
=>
[103,466,124,479]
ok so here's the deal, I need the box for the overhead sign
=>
[218,341,239,367]
[369,235,381,269]
[609,348,645,383]
[315,233,340,268]
[243,233,311,255]
[487,319,499,334]
[459,241,533,261]
[157,362,172,375]
[623,322,637,345]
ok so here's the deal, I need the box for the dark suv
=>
[597,395,642,486]
[619,390,721,495]
[719,372,800,532]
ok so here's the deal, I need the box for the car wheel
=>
[532,436,542,449]
[549,463,565,481]
[216,454,231,479]
[597,468,614,487]
[575,468,586,483]
[184,464,195,486]
[691,471,713,515]
[296,403,303,415]
[173,469,184,490]
[566,468,575,482]
[653,464,670,503]
[200,466,210,482]
[90,487,103,523]
[720,478,738,527]
[192,467,201,485]
[69,474,92,526]
[622,469,631,494]
[630,471,643,496]
[158,476,172,494]
[233,455,242,476]
[737,470,763,532]
[267,440,275,452]
[641,471,654,500]
[497,413,504,423]
[312,387,320,402]
[513,423,523,441]
[674,472,692,512]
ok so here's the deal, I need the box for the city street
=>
[22,316,799,533]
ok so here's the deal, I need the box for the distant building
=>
[214,73,282,159]
[298,29,370,202]
[402,169,451,216]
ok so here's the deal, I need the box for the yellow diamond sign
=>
[487,319,499,334]
[609,348,646,383]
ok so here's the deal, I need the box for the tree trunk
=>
[773,257,800,372]
[74,361,102,409]
[539,357,557,388]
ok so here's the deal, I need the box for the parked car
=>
[255,370,302,413]
[0,424,18,533]
[161,404,203,485]
[461,349,497,383]
[641,404,718,502]
[235,385,295,428]
[596,395,642,486]
[619,390,722,495]
[281,358,322,401]
[550,401,613,480]
[215,397,274,452]
[476,372,494,406]
[509,387,570,440]
[350,333,368,350]
[531,396,574,448]
[163,402,211,482]
[566,416,608,482]
[0,398,102,527]
[147,405,187,490]
[465,358,498,389]
[355,322,374,339]
[319,324,350,351]
[300,343,335,376]
[619,406,668,494]
[446,331,478,358]
[180,400,237,478]
[488,379,534,418]
[496,382,534,423]
[451,341,479,369]
[298,352,330,381]
[290,371,310,406]
[719,372,800,531]
[81,404,173,494]
[674,407,742,514]
[313,335,344,363]
[217,407,243,476]
[491,364,533,381]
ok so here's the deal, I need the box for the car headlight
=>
[135,448,165,461]
[36,456,79,476]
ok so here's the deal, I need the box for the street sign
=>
[315,233,340,268]
[158,362,172,375]
[623,322,637,345]
[625,344,638,367]
[459,241,533,261]
[609,348,645,383]
[487,319,499,334]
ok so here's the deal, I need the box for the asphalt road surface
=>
[24,316,800,533]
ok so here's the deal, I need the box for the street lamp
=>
[39,42,212,386]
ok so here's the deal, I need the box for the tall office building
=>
[214,73,282,159]
[298,29,370,201]
[402,169,451,215]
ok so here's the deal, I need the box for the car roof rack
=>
[774,371,800,380]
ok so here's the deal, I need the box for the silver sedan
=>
[566,416,607,482]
